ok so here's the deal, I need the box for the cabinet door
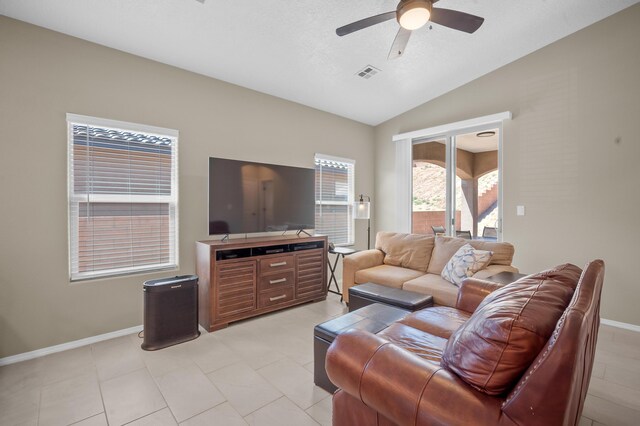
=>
[295,249,325,299]
[214,260,256,320]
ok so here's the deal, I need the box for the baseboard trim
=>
[2,317,636,367]
[601,318,640,333]
[0,325,143,367]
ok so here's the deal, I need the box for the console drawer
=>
[258,286,294,308]
[259,254,294,274]
[258,270,294,293]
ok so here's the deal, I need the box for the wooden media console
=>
[196,235,328,331]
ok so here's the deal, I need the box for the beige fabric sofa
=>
[342,232,518,306]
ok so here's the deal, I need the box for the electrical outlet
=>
[517,205,525,216]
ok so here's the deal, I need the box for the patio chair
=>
[483,226,498,239]
[456,230,472,239]
[431,225,446,235]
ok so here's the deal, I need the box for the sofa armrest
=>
[326,329,503,426]
[342,249,384,303]
[456,278,505,313]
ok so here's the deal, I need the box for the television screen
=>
[208,157,315,235]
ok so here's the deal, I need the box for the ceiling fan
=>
[336,0,485,60]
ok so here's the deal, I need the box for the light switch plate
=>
[517,205,525,216]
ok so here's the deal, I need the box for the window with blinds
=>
[67,114,178,281]
[315,154,355,246]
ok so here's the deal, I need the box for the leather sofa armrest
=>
[326,329,502,426]
[342,249,384,303]
[456,278,505,313]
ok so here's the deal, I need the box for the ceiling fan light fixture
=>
[397,0,432,31]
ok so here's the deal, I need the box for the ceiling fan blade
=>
[388,28,412,60]
[336,11,396,36]
[430,8,484,34]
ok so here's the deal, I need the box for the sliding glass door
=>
[411,127,501,240]
[411,138,449,235]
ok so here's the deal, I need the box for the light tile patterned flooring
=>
[1,294,639,425]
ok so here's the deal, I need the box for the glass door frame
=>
[407,120,506,241]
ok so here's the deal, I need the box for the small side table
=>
[327,247,358,301]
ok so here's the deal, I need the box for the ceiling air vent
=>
[356,65,380,80]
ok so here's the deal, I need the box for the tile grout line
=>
[148,364,186,425]
[589,375,640,399]
[91,346,108,426]
[36,385,42,426]
[175,398,229,425]
[241,395,321,425]
[174,344,232,425]
[120,406,170,426]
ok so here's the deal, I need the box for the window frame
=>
[67,113,179,281]
[314,153,355,246]
[393,112,511,236]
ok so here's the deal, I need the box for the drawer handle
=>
[269,278,287,284]
[269,294,287,302]
[270,261,287,267]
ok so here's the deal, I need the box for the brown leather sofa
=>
[326,260,605,426]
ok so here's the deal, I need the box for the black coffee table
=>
[348,282,433,312]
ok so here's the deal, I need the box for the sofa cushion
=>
[402,274,459,307]
[398,307,471,339]
[427,237,467,274]
[355,265,425,289]
[441,263,582,396]
[377,323,447,364]
[427,236,515,274]
[375,232,435,272]
[441,244,493,286]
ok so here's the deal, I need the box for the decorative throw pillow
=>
[441,244,493,286]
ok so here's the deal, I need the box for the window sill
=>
[70,264,179,283]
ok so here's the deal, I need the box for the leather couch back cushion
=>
[427,237,515,274]
[375,232,435,273]
[441,263,582,395]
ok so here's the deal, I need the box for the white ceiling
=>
[456,131,498,153]
[1,0,637,125]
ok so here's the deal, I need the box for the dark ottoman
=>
[313,303,410,393]
[348,282,434,312]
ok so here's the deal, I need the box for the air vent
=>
[356,65,380,80]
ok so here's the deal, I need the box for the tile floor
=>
[0,293,639,425]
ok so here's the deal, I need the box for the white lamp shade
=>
[354,201,371,220]
[399,7,430,30]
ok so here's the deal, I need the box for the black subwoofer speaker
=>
[142,275,200,351]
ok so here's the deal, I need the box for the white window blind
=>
[67,114,178,281]
[315,154,355,245]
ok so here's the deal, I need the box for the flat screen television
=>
[208,157,315,235]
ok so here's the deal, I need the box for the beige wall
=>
[0,17,374,358]
[374,5,640,325]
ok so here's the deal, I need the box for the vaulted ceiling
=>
[1,0,637,125]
